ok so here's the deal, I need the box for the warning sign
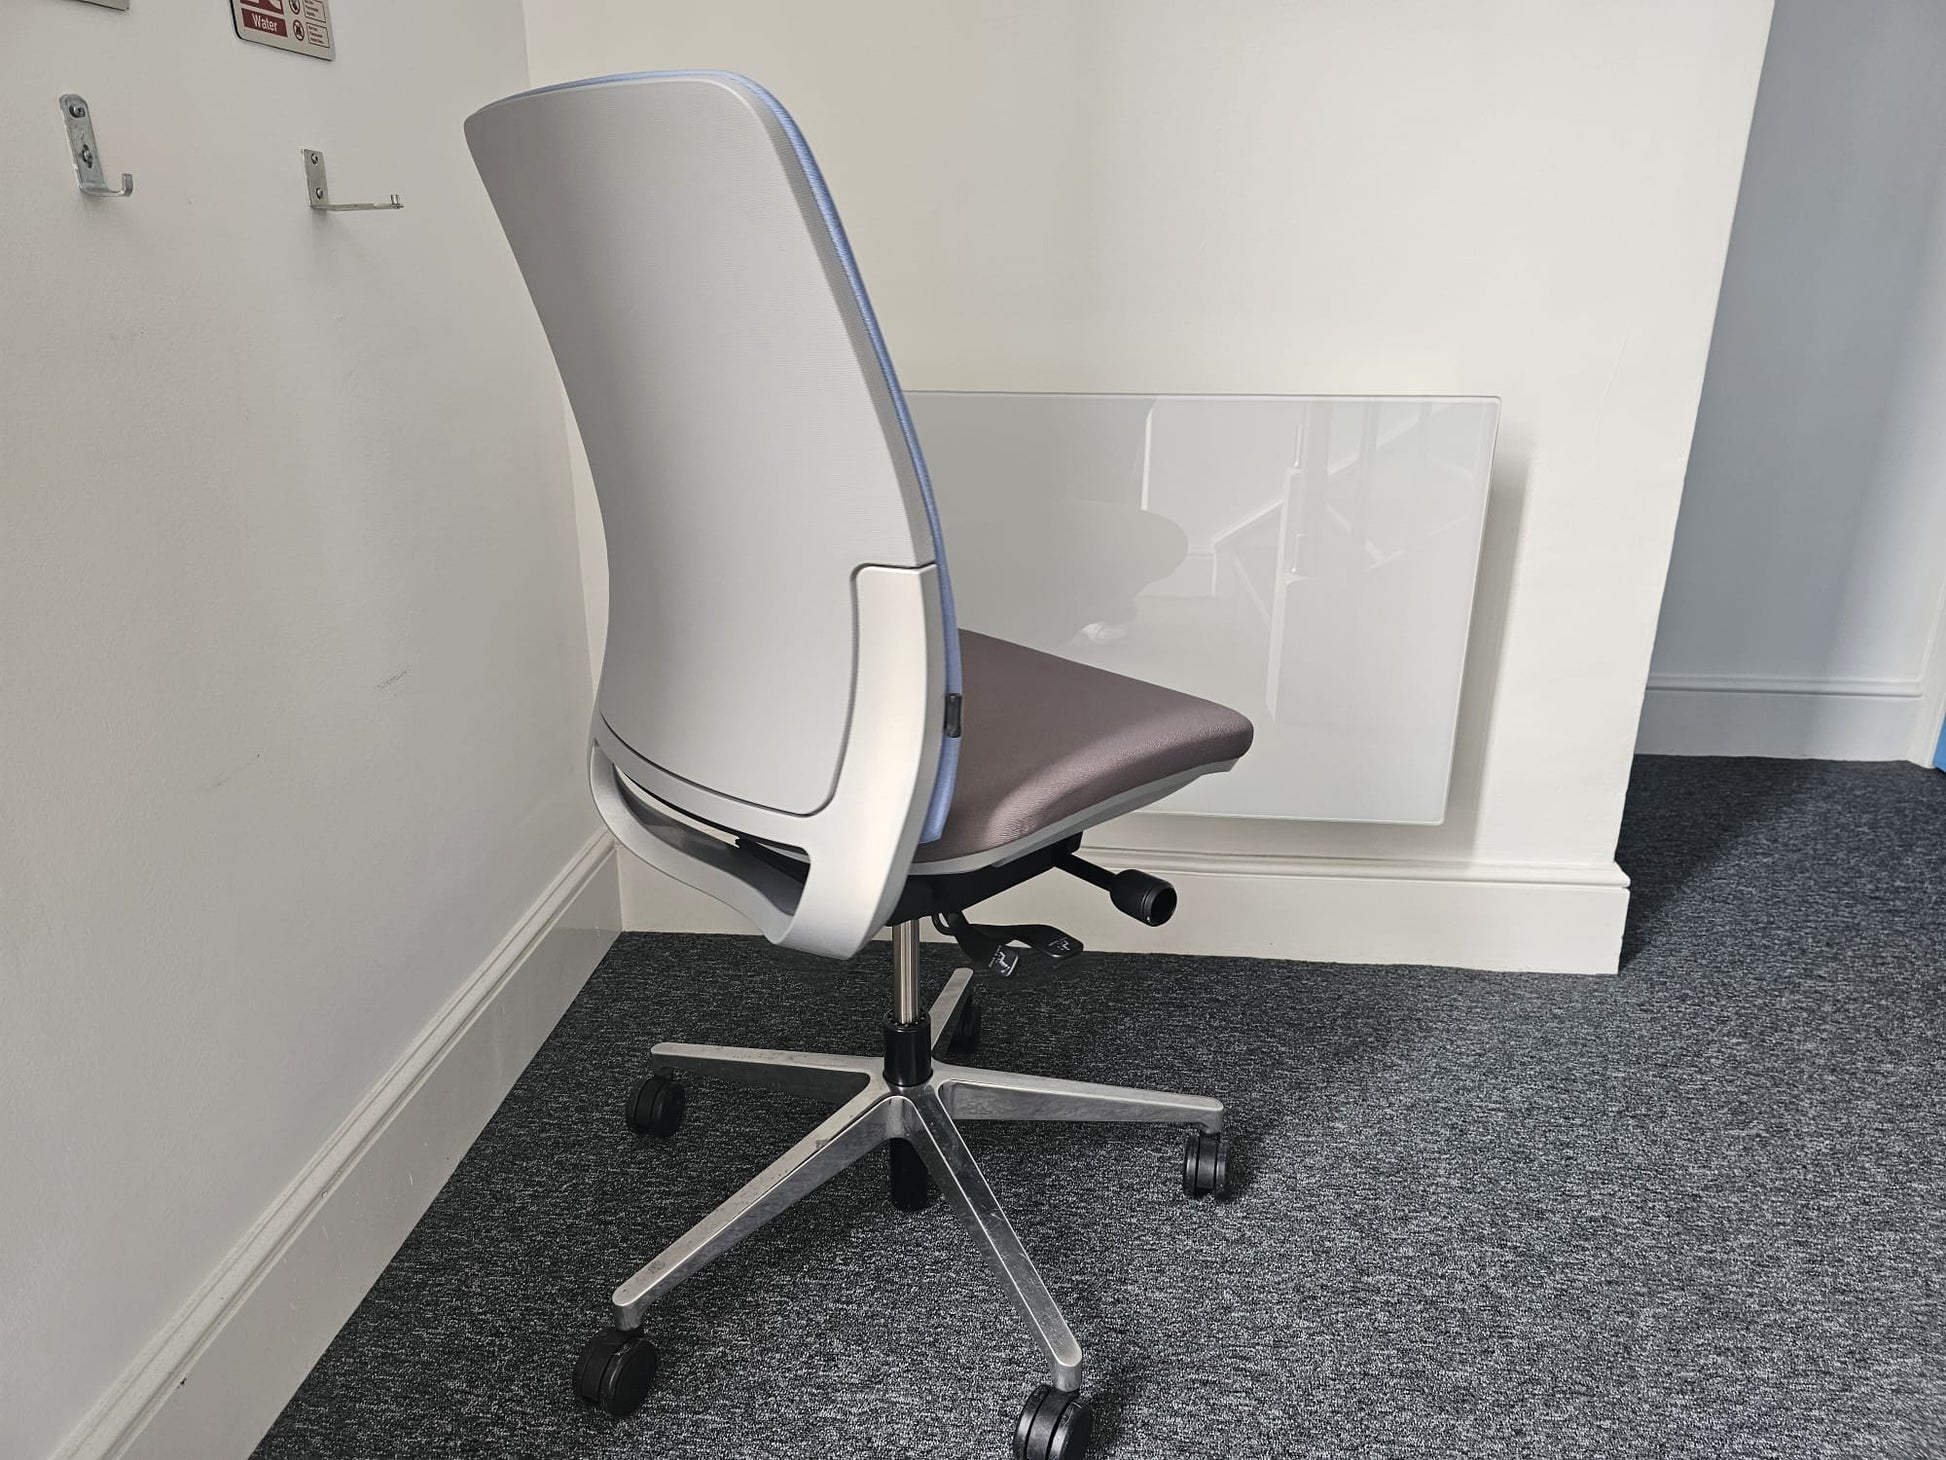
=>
[230,0,334,61]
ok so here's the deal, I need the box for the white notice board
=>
[906,392,1499,825]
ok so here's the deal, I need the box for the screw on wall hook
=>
[59,95,133,198]
[302,150,402,212]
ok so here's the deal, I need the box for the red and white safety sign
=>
[230,0,335,61]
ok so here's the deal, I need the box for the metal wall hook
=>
[303,150,401,212]
[59,95,133,198]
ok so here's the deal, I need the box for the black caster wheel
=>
[945,993,983,1057]
[624,1075,686,1138]
[889,1137,934,1211]
[572,1328,658,1418]
[1014,1384,1093,1460]
[1182,1129,1231,1199]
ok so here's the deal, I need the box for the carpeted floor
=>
[254,756,1946,1459]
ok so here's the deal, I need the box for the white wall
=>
[526,0,1774,972]
[0,4,605,1456]
[1642,0,1946,762]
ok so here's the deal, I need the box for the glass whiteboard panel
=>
[908,393,1498,824]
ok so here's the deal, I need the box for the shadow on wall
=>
[1440,429,1530,859]
[1651,0,1946,696]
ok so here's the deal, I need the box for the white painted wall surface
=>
[525,0,1773,970]
[1643,0,1946,762]
[0,4,600,1456]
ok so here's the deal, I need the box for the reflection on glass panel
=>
[909,393,1498,824]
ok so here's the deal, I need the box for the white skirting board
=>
[620,847,1630,976]
[57,835,622,1460]
[1635,674,1926,761]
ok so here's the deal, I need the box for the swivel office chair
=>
[467,72,1254,1460]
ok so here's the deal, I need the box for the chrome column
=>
[892,919,923,1024]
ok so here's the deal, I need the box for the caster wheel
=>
[1014,1384,1093,1460]
[889,1137,933,1211]
[572,1328,658,1418]
[1182,1129,1231,1199]
[946,994,983,1057]
[625,1075,686,1138]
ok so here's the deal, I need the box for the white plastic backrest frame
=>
[588,565,944,959]
[464,71,950,822]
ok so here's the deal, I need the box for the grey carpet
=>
[254,756,1946,1458]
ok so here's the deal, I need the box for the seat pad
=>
[912,631,1254,867]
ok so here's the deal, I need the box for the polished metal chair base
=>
[608,962,1225,1395]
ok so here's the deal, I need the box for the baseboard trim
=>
[1643,672,1923,698]
[1637,675,1923,759]
[620,848,1629,975]
[56,834,621,1460]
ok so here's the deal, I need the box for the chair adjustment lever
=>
[932,911,1084,977]
[1055,853,1178,926]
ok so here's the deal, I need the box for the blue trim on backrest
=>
[500,70,961,841]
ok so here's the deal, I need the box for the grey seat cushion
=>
[912,631,1254,868]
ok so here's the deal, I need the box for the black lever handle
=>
[932,912,1083,975]
[932,911,1014,974]
[1055,853,1177,926]
[993,923,1085,961]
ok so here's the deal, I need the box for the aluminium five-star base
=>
[571,931,1234,1460]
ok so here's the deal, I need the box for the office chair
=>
[467,72,1254,1460]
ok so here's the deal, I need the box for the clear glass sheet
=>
[908,393,1498,823]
